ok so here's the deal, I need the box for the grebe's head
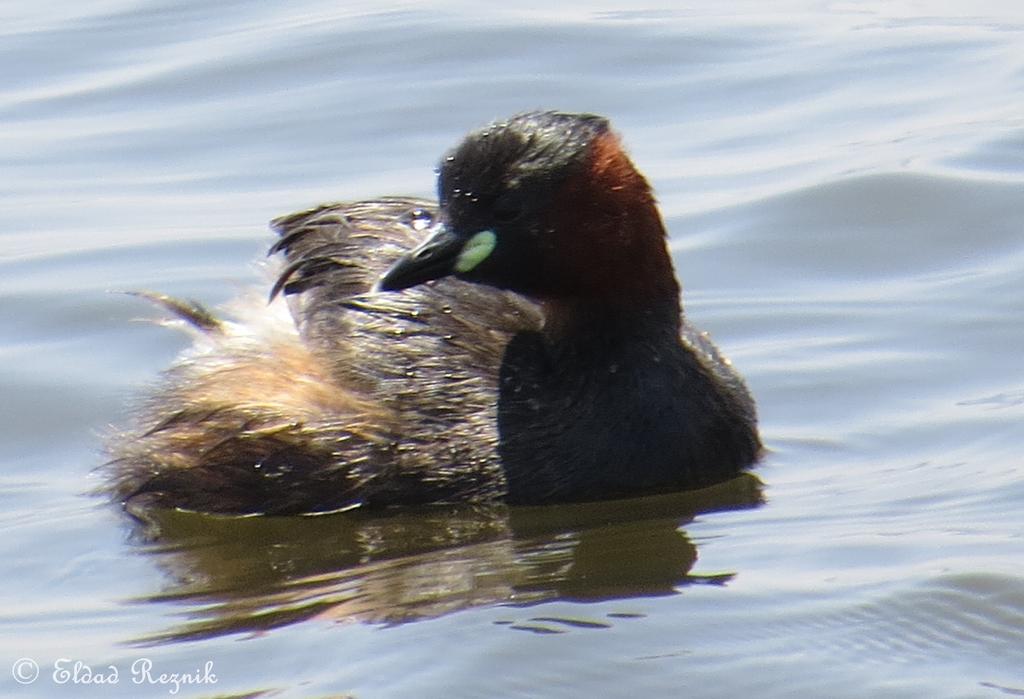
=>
[378,111,678,302]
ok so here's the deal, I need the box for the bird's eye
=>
[493,192,524,223]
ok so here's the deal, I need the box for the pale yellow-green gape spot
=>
[454,230,497,273]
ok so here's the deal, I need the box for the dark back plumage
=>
[108,198,540,514]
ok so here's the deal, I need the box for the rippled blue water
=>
[2,2,1023,697]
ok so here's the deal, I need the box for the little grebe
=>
[108,111,761,514]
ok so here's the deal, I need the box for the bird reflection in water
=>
[124,474,762,645]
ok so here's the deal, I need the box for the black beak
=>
[375,224,465,292]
